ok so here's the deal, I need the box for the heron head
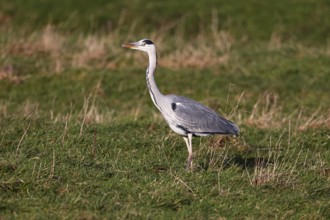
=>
[121,39,155,53]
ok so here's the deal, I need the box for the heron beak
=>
[121,42,138,49]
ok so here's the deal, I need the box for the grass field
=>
[0,0,329,219]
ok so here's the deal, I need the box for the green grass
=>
[1,0,330,44]
[0,0,329,219]
[1,119,329,218]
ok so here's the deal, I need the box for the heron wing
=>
[168,95,239,135]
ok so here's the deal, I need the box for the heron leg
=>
[183,133,193,170]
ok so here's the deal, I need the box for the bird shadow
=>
[197,154,273,172]
[233,155,272,169]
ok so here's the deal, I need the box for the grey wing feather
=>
[169,95,239,135]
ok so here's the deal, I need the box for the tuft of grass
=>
[248,141,303,187]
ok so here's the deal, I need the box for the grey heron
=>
[122,39,239,170]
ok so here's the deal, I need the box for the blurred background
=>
[0,1,329,218]
[0,0,329,122]
[1,0,329,42]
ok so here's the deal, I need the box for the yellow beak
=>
[121,42,137,49]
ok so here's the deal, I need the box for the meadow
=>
[0,0,329,219]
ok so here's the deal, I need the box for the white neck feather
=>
[146,49,164,112]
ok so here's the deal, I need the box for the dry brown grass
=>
[21,100,40,119]
[296,108,330,131]
[247,133,304,187]
[2,21,330,77]
[0,19,234,74]
[0,101,8,118]
[158,11,233,69]
[0,64,26,83]
[41,25,64,54]
[159,40,231,69]
[267,29,330,58]
[42,25,64,73]
[72,36,107,69]
[268,30,283,50]
[244,91,330,130]
[246,92,282,128]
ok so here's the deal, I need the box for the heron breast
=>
[168,122,188,136]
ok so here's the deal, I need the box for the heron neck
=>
[146,52,163,111]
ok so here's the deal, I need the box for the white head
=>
[122,39,156,54]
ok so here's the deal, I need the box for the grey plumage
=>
[166,95,239,136]
[122,39,239,170]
